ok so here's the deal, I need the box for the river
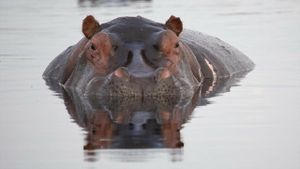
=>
[0,0,300,168]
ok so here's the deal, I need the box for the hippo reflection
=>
[64,89,199,149]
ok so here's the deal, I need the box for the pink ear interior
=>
[82,15,101,39]
[165,15,183,36]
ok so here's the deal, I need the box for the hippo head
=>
[68,15,202,97]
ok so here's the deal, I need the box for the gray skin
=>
[43,15,254,97]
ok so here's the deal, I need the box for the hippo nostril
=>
[129,123,134,130]
[141,49,145,56]
[124,51,133,67]
[141,49,157,69]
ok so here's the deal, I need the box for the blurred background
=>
[0,0,300,169]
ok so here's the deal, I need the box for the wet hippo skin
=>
[43,15,254,149]
[43,15,254,97]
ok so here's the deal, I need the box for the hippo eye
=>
[91,44,96,50]
[112,45,118,51]
[153,44,160,51]
[175,42,179,48]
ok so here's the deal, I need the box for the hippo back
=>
[180,29,254,79]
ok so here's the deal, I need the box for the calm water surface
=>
[1,0,300,168]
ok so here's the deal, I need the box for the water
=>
[1,0,300,168]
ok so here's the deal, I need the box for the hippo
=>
[43,15,254,98]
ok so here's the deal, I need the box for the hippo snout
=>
[101,67,179,97]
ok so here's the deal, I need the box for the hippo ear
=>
[82,15,101,39]
[165,15,183,36]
